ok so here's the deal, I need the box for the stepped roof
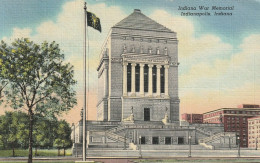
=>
[113,9,174,33]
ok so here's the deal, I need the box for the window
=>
[135,64,140,92]
[144,108,150,121]
[152,137,159,144]
[127,63,131,92]
[152,65,156,93]
[160,66,165,93]
[141,136,145,144]
[165,137,171,145]
[144,64,149,92]
[178,137,184,144]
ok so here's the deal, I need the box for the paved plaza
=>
[85,149,260,158]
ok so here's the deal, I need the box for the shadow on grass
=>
[133,158,260,163]
[0,149,72,157]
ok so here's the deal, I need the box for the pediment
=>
[122,53,170,64]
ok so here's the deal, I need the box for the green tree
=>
[0,111,28,156]
[0,38,77,163]
[0,80,7,103]
[8,112,24,157]
[0,112,12,150]
[53,120,72,156]
[16,114,29,149]
[0,49,8,103]
[33,116,56,155]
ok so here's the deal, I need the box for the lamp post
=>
[139,136,142,158]
[75,135,78,157]
[72,123,77,157]
[229,134,231,150]
[124,131,126,150]
[188,135,191,157]
[256,137,258,150]
[237,136,240,157]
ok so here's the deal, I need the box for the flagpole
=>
[83,1,87,161]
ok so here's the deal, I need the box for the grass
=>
[0,149,72,157]
[134,158,260,162]
[0,161,75,163]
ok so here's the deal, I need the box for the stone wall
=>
[122,97,170,121]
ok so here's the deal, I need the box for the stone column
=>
[131,63,136,96]
[139,63,144,96]
[104,64,108,97]
[165,65,169,97]
[156,65,161,97]
[148,64,153,97]
[123,62,127,96]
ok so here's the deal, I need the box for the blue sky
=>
[1,0,260,123]
[1,0,259,44]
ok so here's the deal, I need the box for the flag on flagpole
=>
[87,11,102,32]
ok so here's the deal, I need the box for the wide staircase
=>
[88,124,129,149]
[196,127,212,137]
[198,132,236,149]
[105,125,127,143]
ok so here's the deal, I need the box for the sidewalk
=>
[86,149,260,158]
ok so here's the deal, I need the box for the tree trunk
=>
[63,148,65,156]
[35,147,38,156]
[12,147,15,157]
[28,109,33,163]
[58,148,60,156]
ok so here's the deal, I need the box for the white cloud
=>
[1,0,127,122]
[2,3,260,121]
[2,28,32,43]
[150,10,260,115]
[1,0,127,90]
[150,10,232,60]
[180,34,260,114]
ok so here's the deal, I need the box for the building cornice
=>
[111,30,178,44]
[203,108,260,115]
[203,114,258,121]
[97,56,109,71]
[122,96,170,100]
[112,26,176,34]
[122,53,171,65]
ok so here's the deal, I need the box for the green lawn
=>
[0,149,72,157]
[135,158,260,162]
[0,162,74,163]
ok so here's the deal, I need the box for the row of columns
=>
[123,62,169,97]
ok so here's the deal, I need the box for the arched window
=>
[152,65,156,93]
[161,66,165,93]
[135,64,140,92]
[127,63,131,92]
[144,64,149,92]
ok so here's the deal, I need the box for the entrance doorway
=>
[141,137,146,144]
[152,137,159,144]
[144,108,150,121]
[178,137,184,144]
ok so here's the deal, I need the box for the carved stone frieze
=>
[164,47,168,55]
[111,57,123,63]
[122,53,170,64]
[169,61,179,66]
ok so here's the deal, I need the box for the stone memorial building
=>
[71,9,236,155]
[96,9,179,123]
